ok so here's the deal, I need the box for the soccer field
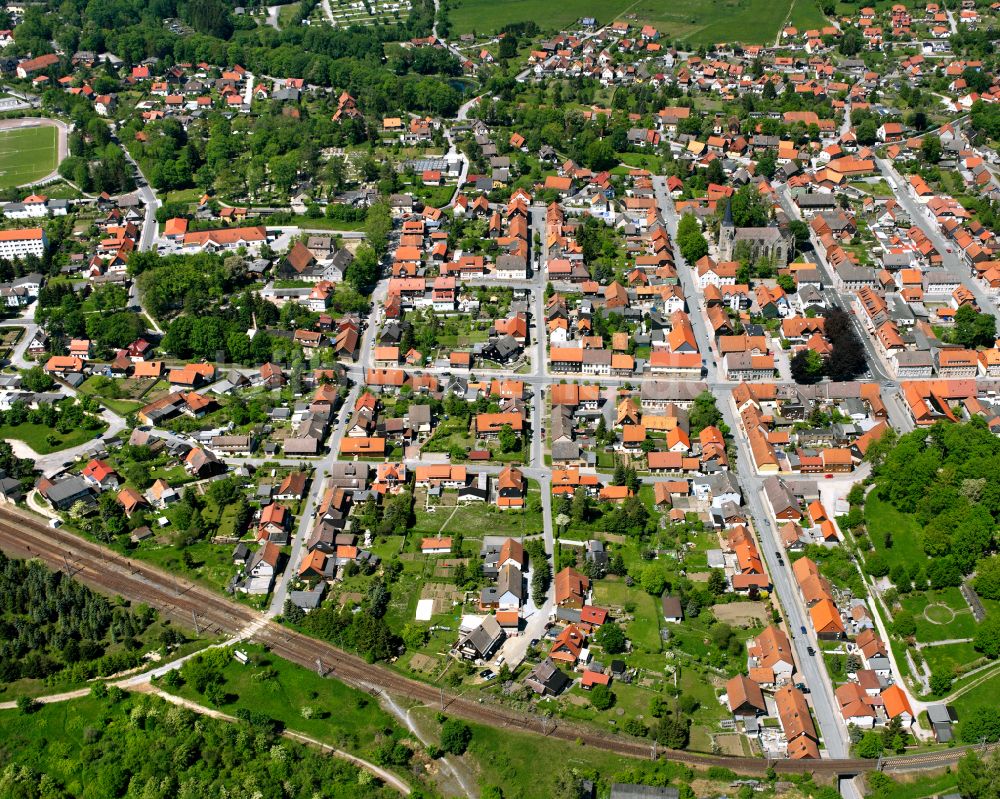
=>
[0,124,59,189]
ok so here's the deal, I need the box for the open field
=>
[0,421,105,453]
[0,124,59,188]
[446,0,635,35]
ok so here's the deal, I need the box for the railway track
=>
[0,506,986,776]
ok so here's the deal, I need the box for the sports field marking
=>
[0,124,59,188]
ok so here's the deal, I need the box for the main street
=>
[875,156,1000,321]
[652,176,856,771]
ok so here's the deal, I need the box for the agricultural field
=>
[445,0,635,35]
[0,123,60,188]
[445,0,828,44]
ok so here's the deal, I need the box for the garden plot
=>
[326,0,411,26]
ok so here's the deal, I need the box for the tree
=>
[975,556,1000,600]
[954,304,996,349]
[839,28,864,56]
[15,696,39,714]
[20,366,54,392]
[640,564,667,596]
[347,244,379,292]
[824,307,868,381]
[921,134,942,164]
[595,622,627,654]
[689,391,722,435]
[589,683,615,710]
[776,274,796,294]
[974,614,1000,660]
[893,609,917,638]
[790,349,824,384]
[497,423,519,453]
[439,719,473,755]
[730,183,769,227]
[678,227,709,263]
[707,569,727,595]
[584,139,617,171]
[653,717,690,749]
[929,672,953,696]
[856,730,884,758]
[571,487,591,523]
[956,750,1000,799]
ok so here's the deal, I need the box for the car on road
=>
[825,473,834,479]
[529,638,539,647]
[800,625,807,635]
[806,646,816,656]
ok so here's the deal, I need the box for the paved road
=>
[267,382,361,617]
[875,156,1000,320]
[653,175,855,765]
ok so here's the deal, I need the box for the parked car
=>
[807,646,816,656]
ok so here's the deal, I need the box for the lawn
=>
[0,123,59,188]
[920,641,983,679]
[865,492,924,570]
[280,213,368,231]
[421,417,475,454]
[136,539,240,597]
[950,668,1000,740]
[159,643,400,753]
[411,496,544,538]
[593,579,662,654]
[78,375,157,416]
[786,0,830,30]
[0,422,106,454]
[900,587,980,643]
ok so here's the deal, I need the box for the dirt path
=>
[134,684,412,795]
[0,687,90,710]
[937,661,1000,704]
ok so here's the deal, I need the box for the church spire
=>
[723,197,734,228]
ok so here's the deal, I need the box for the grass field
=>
[0,124,59,188]
[865,492,924,570]
[160,643,401,753]
[0,422,105,454]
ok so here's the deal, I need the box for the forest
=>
[0,690,402,799]
[0,553,157,685]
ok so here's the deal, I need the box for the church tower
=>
[719,197,736,261]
